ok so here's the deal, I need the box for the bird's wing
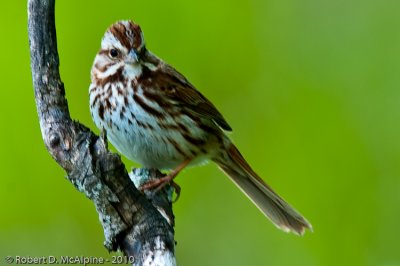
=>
[154,62,232,131]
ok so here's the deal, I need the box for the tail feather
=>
[215,144,312,235]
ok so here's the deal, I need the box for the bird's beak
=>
[126,49,139,64]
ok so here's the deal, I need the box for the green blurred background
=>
[1,0,399,265]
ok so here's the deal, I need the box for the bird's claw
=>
[140,175,181,202]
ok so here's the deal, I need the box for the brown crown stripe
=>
[110,23,131,50]
[133,94,165,118]
[108,21,144,51]
[130,22,144,50]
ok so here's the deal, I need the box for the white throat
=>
[124,63,142,79]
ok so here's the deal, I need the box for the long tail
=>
[214,143,312,235]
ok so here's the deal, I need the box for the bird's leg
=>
[140,159,191,198]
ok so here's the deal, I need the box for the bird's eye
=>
[109,49,119,58]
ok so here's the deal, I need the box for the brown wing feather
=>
[148,57,232,131]
[173,87,232,131]
[164,65,232,131]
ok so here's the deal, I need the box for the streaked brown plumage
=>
[89,20,312,235]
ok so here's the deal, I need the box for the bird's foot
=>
[140,174,181,202]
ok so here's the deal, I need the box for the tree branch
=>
[27,0,176,265]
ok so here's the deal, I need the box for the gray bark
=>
[27,0,176,265]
